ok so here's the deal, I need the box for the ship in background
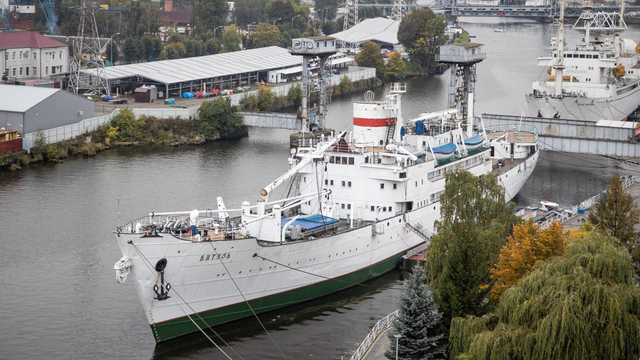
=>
[526,1,640,121]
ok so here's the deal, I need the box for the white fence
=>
[23,68,376,150]
[349,310,398,360]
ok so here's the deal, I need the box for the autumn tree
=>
[397,8,446,73]
[589,172,640,269]
[257,85,277,111]
[251,23,282,48]
[449,228,640,360]
[489,219,568,300]
[222,25,242,52]
[385,265,447,360]
[164,42,187,59]
[354,41,385,79]
[426,169,519,327]
[384,51,406,80]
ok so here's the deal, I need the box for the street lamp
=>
[272,17,282,25]
[291,14,300,24]
[214,25,224,38]
[394,333,402,360]
[110,32,120,66]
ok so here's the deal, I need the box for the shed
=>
[135,87,151,103]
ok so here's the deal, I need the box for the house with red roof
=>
[0,32,69,81]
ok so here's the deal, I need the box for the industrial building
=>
[0,84,95,136]
[79,46,306,98]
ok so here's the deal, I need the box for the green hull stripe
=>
[151,253,404,342]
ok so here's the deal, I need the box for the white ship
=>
[526,2,640,121]
[113,83,538,343]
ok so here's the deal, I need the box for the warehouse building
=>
[0,84,95,136]
[79,46,305,98]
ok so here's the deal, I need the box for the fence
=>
[0,138,22,153]
[22,68,377,150]
[349,310,398,360]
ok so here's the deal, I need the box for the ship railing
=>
[117,213,245,238]
[349,310,399,360]
[485,124,539,144]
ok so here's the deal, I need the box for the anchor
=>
[153,258,171,301]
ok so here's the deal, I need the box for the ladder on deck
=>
[405,222,432,241]
[385,124,396,145]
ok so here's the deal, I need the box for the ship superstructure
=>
[527,4,640,121]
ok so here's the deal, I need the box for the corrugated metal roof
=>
[0,85,58,112]
[330,17,400,45]
[82,46,303,85]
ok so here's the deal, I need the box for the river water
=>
[2,20,640,360]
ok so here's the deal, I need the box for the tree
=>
[426,169,519,327]
[589,172,640,269]
[287,83,302,106]
[354,41,384,79]
[105,40,119,65]
[193,0,228,34]
[339,75,352,94]
[198,97,244,134]
[122,37,140,63]
[233,0,264,26]
[489,219,568,300]
[397,8,446,73]
[164,42,187,59]
[265,0,296,24]
[384,51,406,80]
[257,85,277,111]
[222,25,242,52]
[450,228,640,360]
[205,38,220,55]
[385,265,446,360]
[251,23,282,48]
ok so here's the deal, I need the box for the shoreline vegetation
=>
[0,77,381,172]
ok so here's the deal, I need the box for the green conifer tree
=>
[588,172,640,270]
[385,265,446,360]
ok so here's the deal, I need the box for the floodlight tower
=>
[291,36,337,133]
[69,0,109,96]
[391,0,407,20]
[341,0,359,53]
[436,42,486,137]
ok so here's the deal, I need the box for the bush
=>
[257,86,277,111]
[339,75,352,94]
[198,97,244,134]
[287,83,302,106]
[238,94,258,110]
[111,108,145,141]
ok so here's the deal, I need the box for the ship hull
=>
[525,83,640,121]
[115,209,433,343]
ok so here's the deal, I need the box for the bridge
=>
[482,114,640,158]
[357,2,640,19]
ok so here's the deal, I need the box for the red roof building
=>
[0,32,69,81]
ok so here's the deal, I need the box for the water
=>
[3,20,640,360]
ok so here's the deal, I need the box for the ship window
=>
[348,181,352,187]
[330,180,334,185]
[389,206,392,212]
[349,157,354,165]
[382,207,386,212]
[371,207,375,212]
[415,181,417,187]
[380,140,384,145]
[423,141,426,146]
[342,181,345,186]
[325,179,328,185]
[393,183,397,189]
[341,203,345,209]
[380,183,384,189]
[347,204,351,210]
[421,179,424,185]
[586,55,592,59]
[593,54,599,59]
[580,54,585,58]
[365,157,369,163]
[342,157,348,164]
[330,156,335,163]
[304,177,306,182]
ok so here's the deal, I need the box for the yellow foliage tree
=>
[489,219,568,300]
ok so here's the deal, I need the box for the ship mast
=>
[620,0,625,27]
[554,0,565,97]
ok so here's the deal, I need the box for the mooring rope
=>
[208,242,289,360]
[129,242,236,360]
